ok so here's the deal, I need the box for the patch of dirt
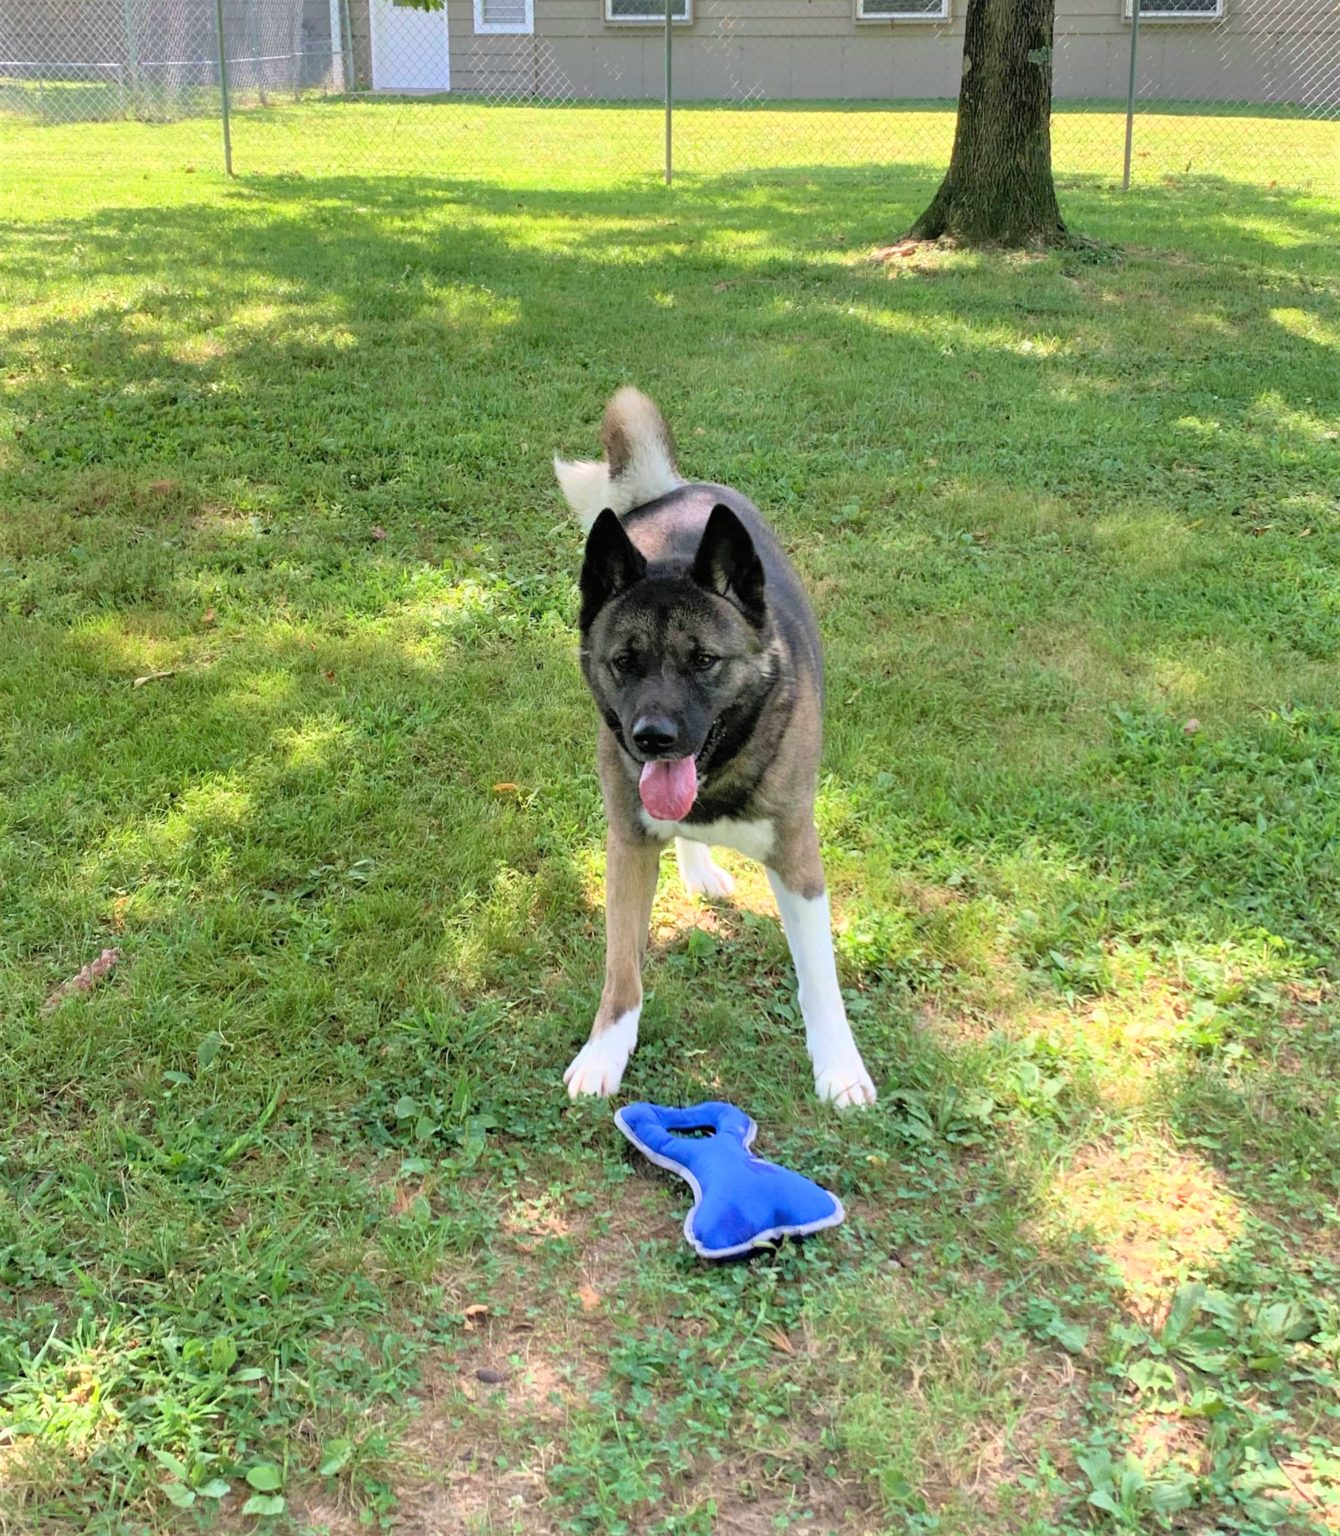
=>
[917,1342,1088,1522]
[287,1172,902,1534]
[650,888,740,949]
[1045,1139,1242,1314]
[290,1181,678,1534]
[868,236,965,276]
[1270,1453,1340,1531]
[677,1457,879,1536]
[379,1354,560,1536]
[1128,1404,1207,1477]
[895,877,965,916]
[649,858,777,952]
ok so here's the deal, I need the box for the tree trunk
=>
[910,0,1066,247]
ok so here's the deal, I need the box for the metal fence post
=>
[1122,0,1141,189]
[214,0,234,175]
[664,0,673,184]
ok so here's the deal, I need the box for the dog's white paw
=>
[564,1011,638,1099]
[675,839,736,901]
[813,1056,878,1109]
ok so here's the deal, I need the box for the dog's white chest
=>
[638,812,776,864]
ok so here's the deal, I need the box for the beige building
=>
[350,0,1337,106]
[2,0,1333,111]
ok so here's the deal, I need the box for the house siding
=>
[344,0,1338,105]
[3,0,1332,109]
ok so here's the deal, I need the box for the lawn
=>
[6,94,1340,191]
[2,111,1339,1535]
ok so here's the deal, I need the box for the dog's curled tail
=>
[553,387,681,530]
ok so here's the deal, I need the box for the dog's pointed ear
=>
[690,505,766,626]
[580,509,648,631]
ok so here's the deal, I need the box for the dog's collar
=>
[694,717,726,778]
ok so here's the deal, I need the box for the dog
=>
[554,388,877,1109]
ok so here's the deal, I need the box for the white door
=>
[370,0,451,91]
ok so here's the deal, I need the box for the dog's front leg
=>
[767,823,877,1109]
[564,830,662,1098]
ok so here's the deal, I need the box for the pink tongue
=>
[639,757,698,821]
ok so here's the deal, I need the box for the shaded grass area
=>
[0,158,1338,1534]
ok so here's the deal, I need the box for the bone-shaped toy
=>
[614,1101,845,1260]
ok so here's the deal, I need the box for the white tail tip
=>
[554,388,681,528]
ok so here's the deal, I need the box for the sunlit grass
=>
[1045,1140,1244,1307]
[0,131,1338,1532]
[4,94,1340,195]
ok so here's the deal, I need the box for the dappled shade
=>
[1,162,1338,1530]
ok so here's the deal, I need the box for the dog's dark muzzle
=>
[630,714,683,758]
[626,714,723,770]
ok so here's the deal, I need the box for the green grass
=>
[5,93,1340,192]
[1,112,1339,1535]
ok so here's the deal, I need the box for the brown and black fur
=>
[555,388,875,1105]
[581,484,828,896]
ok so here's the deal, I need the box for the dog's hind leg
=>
[675,837,736,901]
[767,822,877,1109]
[565,831,662,1098]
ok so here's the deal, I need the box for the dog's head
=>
[578,505,769,820]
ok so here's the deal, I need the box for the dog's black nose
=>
[631,714,681,756]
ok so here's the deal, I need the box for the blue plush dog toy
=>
[614,1101,844,1260]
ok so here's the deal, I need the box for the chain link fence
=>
[2,0,1337,190]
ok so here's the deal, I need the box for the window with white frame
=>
[857,0,950,19]
[606,0,691,23]
[475,0,533,32]
[1123,0,1224,17]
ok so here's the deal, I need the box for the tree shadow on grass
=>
[2,163,1339,1532]
[1,168,1335,549]
[4,159,1337,1156]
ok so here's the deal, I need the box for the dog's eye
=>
[610,654,636,677]
[691,652,719,672]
